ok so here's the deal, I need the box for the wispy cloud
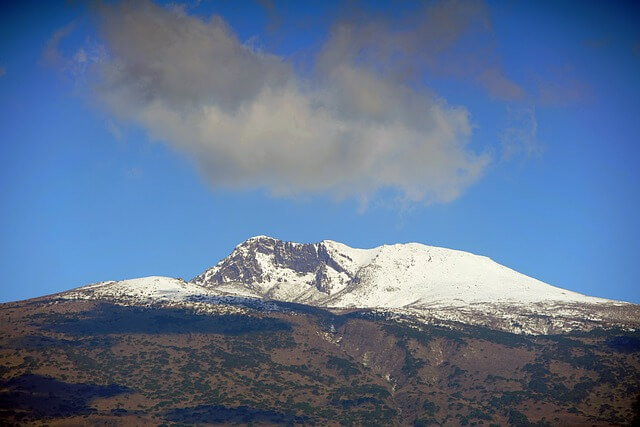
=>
[316,0,523,102]
[255,0,282,34]
[500,107,542,160]
[583,37,609,50]
[477,67,525,101]
[0,66,6,77]
[43,20,105,79]
[106,120,123,143]
[534,65,592,107]
[125,167,143,179]
[42,21,77,68]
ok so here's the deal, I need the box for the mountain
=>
[65,236,638,335]
[2,236,640,425]
[192,236,604,306]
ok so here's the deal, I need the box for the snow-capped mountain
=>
[62,236,639,334]
[192,236,608,307]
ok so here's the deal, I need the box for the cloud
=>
[106,120,123,142]
[43,21,106,79]
[43,21,77,68]
[255,0,282,34]
[78,0,493,204]
[500,107,542,160]
[476,67,525,101]
[533,65,591,107]
[125,167,143,179]
[583,37,609,50]
[0,66,5,77]
[316,0,523,102]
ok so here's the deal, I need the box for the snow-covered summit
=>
[63,276,215,304]
[191,236,614,308]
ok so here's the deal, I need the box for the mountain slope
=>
[185,236,636,334]
[2,296,639,426]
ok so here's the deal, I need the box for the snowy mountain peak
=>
[191,237,613,308]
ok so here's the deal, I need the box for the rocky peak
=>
[190,236,355,297]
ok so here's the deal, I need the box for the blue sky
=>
[1,0,639,304]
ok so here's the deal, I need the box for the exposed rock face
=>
[191,236,357,300]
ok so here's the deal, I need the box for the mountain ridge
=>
[56,236,639,335]
[192,235,616,306]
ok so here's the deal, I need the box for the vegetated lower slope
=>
[1,295,639,426]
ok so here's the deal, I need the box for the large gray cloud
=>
[85,1,495,203]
